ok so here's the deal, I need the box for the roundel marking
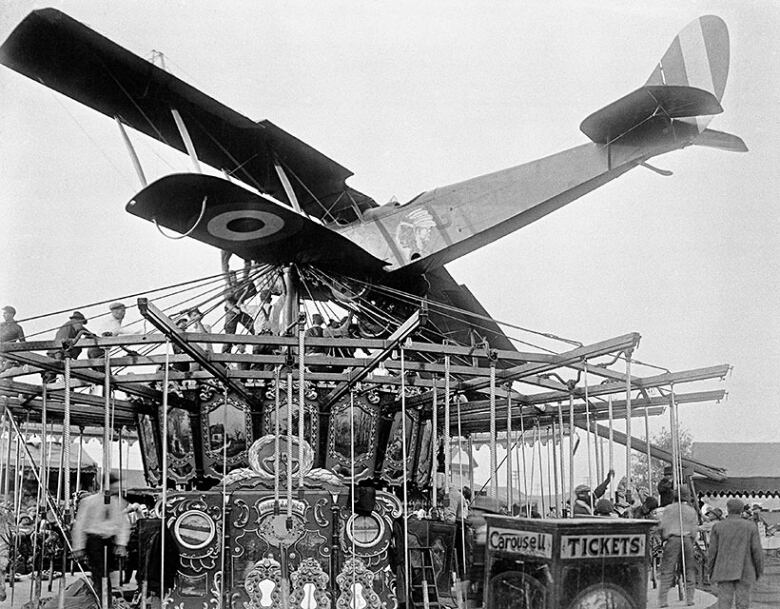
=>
[206,209,285,242]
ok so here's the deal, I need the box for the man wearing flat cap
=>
[0,305,25,373]
[48,311,91,360]
[87,302,140,358]
[708,498,763,609]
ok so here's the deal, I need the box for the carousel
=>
[0,7,742,609]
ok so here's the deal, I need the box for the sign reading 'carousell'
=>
[488,528,553,558]
[561,534,646,559]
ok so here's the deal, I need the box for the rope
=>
[568,394,575,516]
[153,196,208,240]
[551,418,559,517]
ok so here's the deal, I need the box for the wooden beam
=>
[138,298,255,404]
[580,420,726,481]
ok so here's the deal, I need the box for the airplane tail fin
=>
[580,16,736,145]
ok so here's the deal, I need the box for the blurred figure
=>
[573,469,614,516]
[658,487,698,607]
[0,305,25,373]
[708,498,763,609]
[595,498,617,518]
[72,473,130,604]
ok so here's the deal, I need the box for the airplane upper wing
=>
[0,8,376,221]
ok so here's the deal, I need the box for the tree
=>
[631,426,693,492]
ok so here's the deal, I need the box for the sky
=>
[1,1,779,484]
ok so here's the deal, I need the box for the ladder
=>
[408,547,442,609]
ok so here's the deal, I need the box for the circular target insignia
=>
[207,209,285,242]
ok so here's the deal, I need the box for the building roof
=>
[692,443,780,477]
[696,477,780,497]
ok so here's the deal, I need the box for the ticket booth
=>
[484,516,655,609]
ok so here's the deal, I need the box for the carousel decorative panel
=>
[380,409,420,486]
[200,392,253,478]
[164,406,198,484]
[136,412,161,486]
[325,394,379,482]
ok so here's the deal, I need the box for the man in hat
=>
[572,469,614,516]
[658,465,675,507]
[658,486,699,607]
[0,305,25,373]
[87,302,141,359]
[47,311,91,361]
[72,473,130,603]
[708,498,763,609]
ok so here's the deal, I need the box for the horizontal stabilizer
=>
[580,85,722,144]
[693,128,748,152]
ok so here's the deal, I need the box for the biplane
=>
[0,10,742,609]
[0,10,745,349]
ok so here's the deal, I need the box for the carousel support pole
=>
[625,350,633,498]
[57,353,71,609]
[568,393,575,518]
[519,408,529,516]
[431,382,437,509]
[505,389,513,514]
[400,347,411,608]
[607,395,615,500]
[536,426,545,516]
[583,361,593,511]
[551,419,560,517]
[454,396,469,609]
[644,407,652,494]
[102,350,112,609]
[297,310,305,490]
[488,360,497,500]
[220,386,228,609]
[444,355,451,501]
[467,436,474,495]
[556,402,566,517]
[31,386,49,605]
[159,343,170,607]
[546,426,553,517]
[0,411,6,505]
[117,426,124,586]
[10,411,24,605]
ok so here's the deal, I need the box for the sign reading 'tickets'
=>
[560,534,646,559]
[488,528,553,559]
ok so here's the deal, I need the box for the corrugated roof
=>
[692,443,780,477]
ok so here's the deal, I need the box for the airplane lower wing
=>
[127,174,386,273]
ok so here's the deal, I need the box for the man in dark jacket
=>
[657,465,675,507]
[707,498,764,609]
[47,311,90,360]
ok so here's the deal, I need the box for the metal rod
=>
[568,393,575,516]
[625,350,633,496]
[400,347,411,606]
[505,390,513,513]
[160,342,170,602]
[298,311,305,489]
[170,108,201,173]
[114,116,147,187]
[489,363,497,500]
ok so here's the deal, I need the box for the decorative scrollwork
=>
[290,558,331,609]
[336,557,382,609]
[244,556,284,609]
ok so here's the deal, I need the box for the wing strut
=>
[171,108,202,173]
[273,157,306,217]
[114,116,147,187]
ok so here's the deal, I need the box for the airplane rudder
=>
[645,15,729,102]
